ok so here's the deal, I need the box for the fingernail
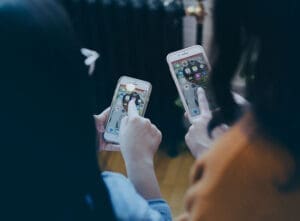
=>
[197,87,204,93]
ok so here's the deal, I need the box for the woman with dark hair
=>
[0,0,116,220]
[179,0,300,220]
[0,0,171,220]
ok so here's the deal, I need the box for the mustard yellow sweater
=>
[181,113,300,221]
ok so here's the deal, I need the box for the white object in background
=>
[183,0,198,47]
[183,16,197,47]
[81,48,100,76]
[201,0,213,60]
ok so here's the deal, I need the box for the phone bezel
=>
[166,45,211,123]
[104,76,152,144]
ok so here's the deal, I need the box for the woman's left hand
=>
[94,108,120,151]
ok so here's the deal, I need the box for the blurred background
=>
[55,1,244,217]
[58,0,207,156]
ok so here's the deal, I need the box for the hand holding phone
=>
[94,108,121,151]
[104,76,152,145]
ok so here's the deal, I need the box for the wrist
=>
[124,156,154,169]
[120,146,155,167]
[123,156,161,199]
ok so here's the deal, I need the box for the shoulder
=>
[193,113,293,188]
[186,113,295,220]
[102,172,172,221]
[189,119,251,196]
[209,113,292,182]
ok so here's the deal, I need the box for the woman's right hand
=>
[119,99,163,199]
[185,88,248,159]
[185,88,227,159]
[119,99,162,164]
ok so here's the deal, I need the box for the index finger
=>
[127,99,139,118]
[197,87,211,117]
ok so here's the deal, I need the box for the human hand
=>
[185,88,227,158]
[119,100,162,199]
[185,88,248,159]
[94,108,120,151]
[119,100,162,164]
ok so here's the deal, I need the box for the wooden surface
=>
[98,148,195,217]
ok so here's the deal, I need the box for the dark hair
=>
[0,0,115,220]
[208,0,300,190]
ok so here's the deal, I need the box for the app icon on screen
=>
[195,73,201,80]
[185,68,191,74]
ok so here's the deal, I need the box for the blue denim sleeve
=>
[102,171,172,221]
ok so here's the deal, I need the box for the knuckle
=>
[129,116,139,123]
[157,130,162,140]
[185,133,190,142]
[143,119,152,128]
[157,129,162,137]
[151,124,162,138]
[194,119,201,124]
[156,135,162,144]
[203,113,212,118]
[189,125,195,133]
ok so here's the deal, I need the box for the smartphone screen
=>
[105,83,148,136]
[171,53,210,117]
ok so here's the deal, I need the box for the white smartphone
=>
[167,45,211,123]
[104,76,152,144]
